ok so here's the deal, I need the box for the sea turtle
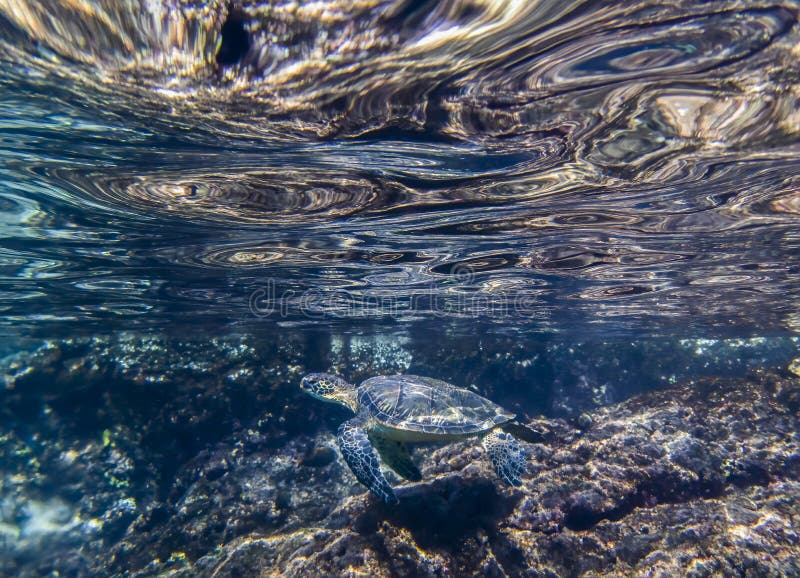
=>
[300,373,527,504]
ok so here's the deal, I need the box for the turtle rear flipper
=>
[338,414,398,504]
[371,435,422,481]
[482,430,526,486]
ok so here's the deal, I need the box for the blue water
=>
[1,1,800,576]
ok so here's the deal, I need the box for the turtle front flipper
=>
[482,430,526,486]
[370,435,422,481]
[338,415,399,504]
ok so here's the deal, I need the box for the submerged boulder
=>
[2,334,798,576]
[120,369,800,576]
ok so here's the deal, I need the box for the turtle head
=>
[300,373,358,412]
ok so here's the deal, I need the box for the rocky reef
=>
[114,368,799,577]
[1,334,799,576]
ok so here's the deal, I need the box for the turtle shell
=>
[358,375,515,435]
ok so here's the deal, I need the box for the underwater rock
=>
[327,333,415,379]
[0,333,307,576]
[112,370,800,576]
[2,336,800,576]
[789,356,800,377]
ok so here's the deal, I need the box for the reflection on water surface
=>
[1,0,799,336]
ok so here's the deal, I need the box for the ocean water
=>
[1,1,800,576]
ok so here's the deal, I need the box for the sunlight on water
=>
[0,0,799,336]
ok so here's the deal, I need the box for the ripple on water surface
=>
[0,0,799,336]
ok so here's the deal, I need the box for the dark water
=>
[1,1,800,576]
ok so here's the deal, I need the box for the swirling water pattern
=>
[1,0,799,336]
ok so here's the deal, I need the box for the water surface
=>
[1,0,799,339]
